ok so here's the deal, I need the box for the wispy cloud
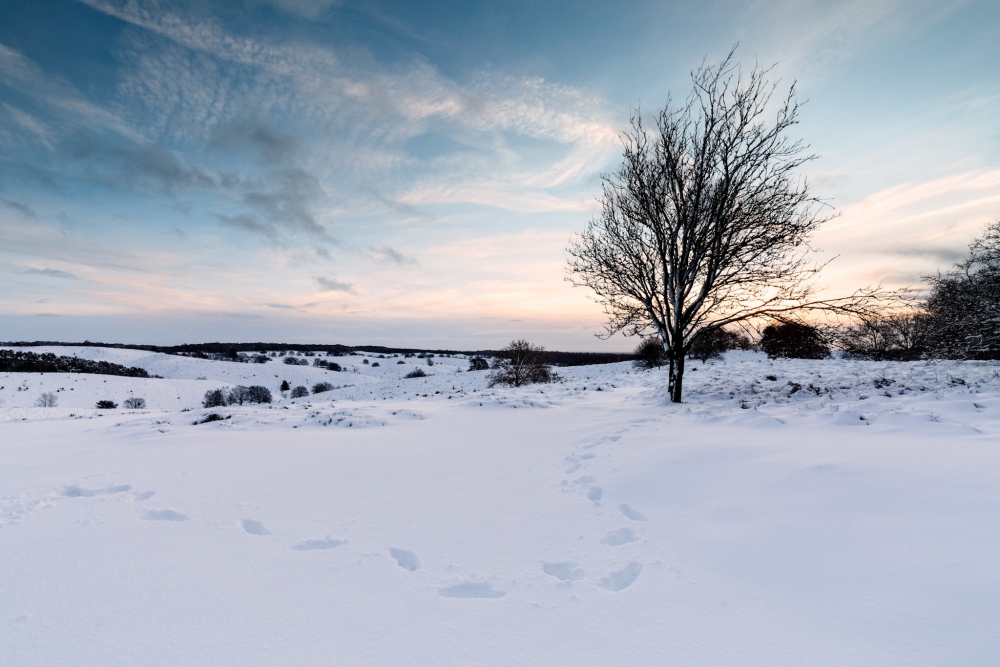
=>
[22,266,79,280]
[315,276,356,292]
[0,197,37,218]
[370,244,416,266]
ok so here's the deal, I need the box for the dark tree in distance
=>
[228,385,252,405]
[567,48,887,402]
[689,328,749,363]
[759,321,830,359]
[468,356,489,371]
[488,340,555,387]
[839,312,929,361]
[203,388,227,408]
[290,386,309,398]
[633,337,668,369]
[35,392,58,407]
[280,380,290,392]
[246,385,273,404]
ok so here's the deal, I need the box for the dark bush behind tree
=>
[760,322,830,359]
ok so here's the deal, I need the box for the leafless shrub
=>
[488,340,555,387]
[35,392,58,407]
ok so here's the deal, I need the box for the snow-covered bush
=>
[96,400,118,409]
[123,397,146,409]
[312,382,334,394]
[290,386,309,398]
[468,357,489,371]
[405,368,427,378]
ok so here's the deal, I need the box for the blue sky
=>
[1,0,998,349]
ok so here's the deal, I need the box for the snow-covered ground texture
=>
[2,347,999,665]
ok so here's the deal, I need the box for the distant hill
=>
[2,341,635,367]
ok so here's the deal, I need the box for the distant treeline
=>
[0,349,151,377]
[2,341,637,367]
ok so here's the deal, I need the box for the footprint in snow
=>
[619,504,647,521]
[599,562,642,591]
[63,484,131,497]
[388,548,419,571]
[141,509,188,521]
[542,562,584,581]
[601,527,638,546]
[241,519,272,535]
[439,582,506,598]
[290,537,344,551]
[587,487,603,503]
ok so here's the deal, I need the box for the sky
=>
[1,0,998,350]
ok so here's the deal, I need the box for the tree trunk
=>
[670,345,685,403]
[666,340,685,403]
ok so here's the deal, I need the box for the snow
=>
[1,346,999,665]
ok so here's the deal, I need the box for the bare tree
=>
[568,48,886,402]
[839,311,929,361]
[488,340,555,387]
[35,392,58,407]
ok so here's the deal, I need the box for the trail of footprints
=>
[6,424,648,600]
[550,427,649,592]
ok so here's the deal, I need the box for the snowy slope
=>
[1,349,999,665]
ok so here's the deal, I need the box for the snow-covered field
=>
[2,346,999,665]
